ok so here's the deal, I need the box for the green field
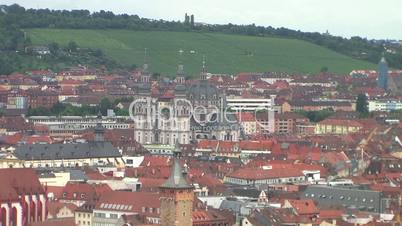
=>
[27,29,376,76]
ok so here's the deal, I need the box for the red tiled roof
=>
[235,112,256,122]
[60,86,76,95]
[84,168,109,180]
[192,209,227,223]
[34,124,49,133]
[269,80,290,90]
[47,186,64,199]
[288,199,319,215]
[227,167,304,180]
[125,166,171,179]
[239,140,274,151]
[140,155,170,167]
[0,168,45,201]
[319,209,344,219]
[0,133,23,145]
[47,201,78,217]
[235,73,257,83]
[95,191,160,216]
[322,151,349,166]
[25,135,53,144]
[61,182,111,201]
[286,146,321,162]
[189,171,224,188]
[246,159,293,168]
[59,79,83,85]
[138,178,165,188]
[319,119,363,128]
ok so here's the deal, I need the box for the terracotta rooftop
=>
[0,168,44,201]
[227,167,304,180]
[287,199,319,215]
[95,191,160,216]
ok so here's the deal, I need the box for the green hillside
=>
[27,29,376,75]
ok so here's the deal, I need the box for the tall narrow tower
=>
[378,56,389,90]
[159,141,194,226]
[94,112,105,142]
[200,55,208,81]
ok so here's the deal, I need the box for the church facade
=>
[132,63,192,146]
[132,60,241,146]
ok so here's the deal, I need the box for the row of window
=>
[305,193,375,203]
[77,220,91,225]
[63,192,86,199]
[141,207,160,214]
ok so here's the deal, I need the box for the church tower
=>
[138,48,151,96]
[200,55,208,81]
[175,62,186,97]
[94,112,105,142]
[159,141,194,226]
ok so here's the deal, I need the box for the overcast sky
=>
[3,0,402,40]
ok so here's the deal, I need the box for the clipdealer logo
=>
[128,96,275,133]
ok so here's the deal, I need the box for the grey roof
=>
[14,142,121,160]
[69,169,88,181]
[219,200,243,213]
[187,80,220,100]
[301,185,383,213]
[232,188,261,198]
[159,159,193,189]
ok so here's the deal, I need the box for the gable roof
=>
[14,141,121,160]
[61,182,111,202]
[95,191,160,214]
[0,168,44,201]
[287,199,319,215]
[227,167,304,180]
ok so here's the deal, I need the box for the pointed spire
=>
[160,160,192,189]
[159,140,193,189]
[174,139,182,157]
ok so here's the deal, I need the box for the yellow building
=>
[315,119,362,135]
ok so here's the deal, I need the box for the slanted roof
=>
[159,159,193,189]
[0,168,44,201]
[14,141,121,160]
